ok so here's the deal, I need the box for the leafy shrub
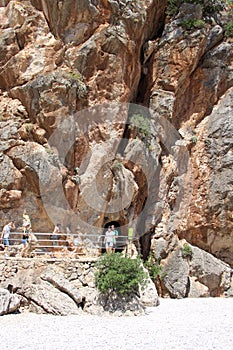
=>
[166,0,226,17]
[144,252,166,296]
[148,144,154,152]
[63,70,87,98]
[144,252,166,281]
[224,21,233,37]
[182,243,193,258]
[129,113,151,139]
[95,253,148,296]
[204,138,211,146]
[200,0,226,15]
[112,160,123,171]
[67,71,83,81]
[166,0,179,16]
[182,18,206,30]
[190,135,198,144]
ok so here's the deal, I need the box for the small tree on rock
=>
[94,253,148,313]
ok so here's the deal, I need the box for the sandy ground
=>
[0,298,232,350]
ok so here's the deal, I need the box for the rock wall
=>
[0,252,232,316]
[0,257,100,315]
[0,1,233,268]
[0,257,158,315]
[151,236,233,298]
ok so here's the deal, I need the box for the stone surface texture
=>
[0,0,233,307]
[0,257,159,315]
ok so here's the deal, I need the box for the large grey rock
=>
[41,267,83,305]
[188,277,210,298]
[177,3,203,21]
[162,247,190,298]
[159,239,232,298]
[139,276,159,306]
[189,246,232,296]
[0,288,20,316]
[19,281,82,316]
[204,25,223,53]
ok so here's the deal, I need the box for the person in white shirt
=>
[1,221,15,250]
[104,227,116,253]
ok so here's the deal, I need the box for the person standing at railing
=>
[50,223,61,247]
[111,224,118,252]
[104,226,115,253]
[1,221,15,253]
[21,227,38,258]
[22,223,31,246]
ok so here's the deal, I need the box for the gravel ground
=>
[0,298,232,350]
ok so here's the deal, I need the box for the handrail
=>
[0,232,132,258]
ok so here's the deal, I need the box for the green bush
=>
[182,18,206,30]
[144,252,166,281]
[190,135,198,144]
[182,243,193,258]
[63,70,87,98]
[166,0,179,16]
[204,138,211,146]
[166,0,226,17]
[224,21,233,37]
[129,113,151,139]
[112,160,123,171]
[95,253,148,296]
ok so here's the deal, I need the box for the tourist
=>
[1,221,15,252]
[104,227,115,253]
[22,223,31,246]
[111,224,119,252]
[50,223,61,247]
[21,229,38,258]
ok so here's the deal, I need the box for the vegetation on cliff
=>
[95,253,148,297]
[167,0,231,17]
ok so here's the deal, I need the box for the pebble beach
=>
[0,298,232,350]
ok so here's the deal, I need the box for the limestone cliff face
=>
[0,1,232,266]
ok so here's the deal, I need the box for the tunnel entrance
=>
[101,221,126,253]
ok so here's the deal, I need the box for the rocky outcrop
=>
[0,257,158,315]
[0,0,166,233]
[178,89,233,266]
[0,1,233,272]
[0,287,20,315]
[151,237,233,298]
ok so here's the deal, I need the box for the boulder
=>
[157,239,233,298]
[161,247,190,298]
[41,267,83,305]
[188,277,210,298]
[0,288,20,316]
[189,246,232,296]
[20,282,82,316]
[139,275,159,306]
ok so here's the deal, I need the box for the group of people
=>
[1,216,120,257]
[50,223,120,254]
[0,212,37,256]
[104,224,118,253]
